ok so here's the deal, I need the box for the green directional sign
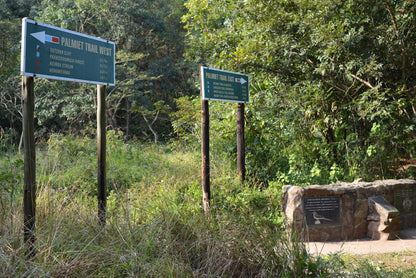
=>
[201,66,249,103]
[21,18,115,85]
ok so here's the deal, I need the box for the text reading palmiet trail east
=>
[206,72,234,82]
[60,36,112,56]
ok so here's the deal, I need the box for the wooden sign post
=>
[237,103,245,183]
[201,97,210,214]
[97,85,107,226]
[21,18,115,254]
[22,76,36,257]
[200,66,249,215]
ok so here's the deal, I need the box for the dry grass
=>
[0,176,318,276]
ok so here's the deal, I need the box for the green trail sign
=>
[201,66,249,103]
[21,18,115,85]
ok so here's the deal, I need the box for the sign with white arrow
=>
[21,18,115,85]
[31,31,60,44]
[201,66,249,103]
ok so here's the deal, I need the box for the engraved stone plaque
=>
[394,188,416,213]
[303,196,341,226]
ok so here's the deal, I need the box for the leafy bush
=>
[183,0,416,186]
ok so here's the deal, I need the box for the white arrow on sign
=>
[31,31,60,44]
[235,78,247,85]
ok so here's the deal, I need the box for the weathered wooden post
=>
[97,85,107,226]
[22,75,36,257]
[237,103,245,184]
[201,66,211,215]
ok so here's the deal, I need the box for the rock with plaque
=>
[284,180,416,241]
[303,196,341,226]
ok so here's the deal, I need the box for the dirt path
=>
[307,228,416,255]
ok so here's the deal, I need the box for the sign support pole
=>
[97,85,107,226]
[201,99,211,215]
[201,98,210,215]
[201,66,211,215]
[22,76,36,257]
[237,103,245,184]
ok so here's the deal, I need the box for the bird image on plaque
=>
[303,196,341,226]
[311,211,333,224]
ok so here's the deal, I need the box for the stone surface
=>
[283,186,305,233]
[342,225,354,240]
[367,196,401,240]
[394,187,416,213]
[369,196,400,219]
[353,199,369,238]
[367,218,401,240]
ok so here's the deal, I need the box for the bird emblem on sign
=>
[312,211,333,225]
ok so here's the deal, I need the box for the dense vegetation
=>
[2,0,416,184]
[1,0,196,144]
[183,0,416,184]
[1,0,416,276]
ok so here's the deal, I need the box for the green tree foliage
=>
[0,0,196,144]
[31,0,196,141]
[183,0,416,183]
[0,9,21,144]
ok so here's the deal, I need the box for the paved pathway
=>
[307,228,416,255]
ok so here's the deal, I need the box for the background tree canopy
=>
[183,0,416,184]
[1,0,416,184]
[1,0,197,144]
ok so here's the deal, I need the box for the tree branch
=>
[329,57,376,90]
[383,0,407,84]
[151,110,160,126]
[142,113,158,143]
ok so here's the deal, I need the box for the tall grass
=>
[0,133,410,277]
